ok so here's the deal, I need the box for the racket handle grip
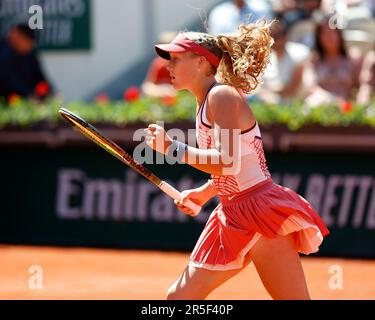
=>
[159,181,202,216]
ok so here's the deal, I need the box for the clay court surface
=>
[1,245,374,300]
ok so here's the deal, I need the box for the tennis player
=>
[145,20,329,300]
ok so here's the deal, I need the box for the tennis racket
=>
[58,107,201,216]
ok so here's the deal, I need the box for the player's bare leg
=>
[249,233,311,300]
[166,253,252,300]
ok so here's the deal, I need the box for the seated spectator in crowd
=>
[271,0,322,26]
[208,0,274,35]
[356,50,375,105]
[141,31,176,98]
[254,20,311,104]
[0,23,53,102]
[304,17,359,107]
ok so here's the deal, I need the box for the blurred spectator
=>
[271,0,374,49]
[208,0,274,35]
[356,50,375,105]
[321,0,373,20]
[304,17,359,107]
[366,0,375,16]
[141,31,177,98]
[254,20,311,104]
[0,23,53,102]
[271,0,322,26]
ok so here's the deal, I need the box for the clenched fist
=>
[144,124,173,154]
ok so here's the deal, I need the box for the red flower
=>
[162,95,176,106]
[124,86,140,102]
[339,99,352,113]
[95,93,110,105]
[8,93,21,106]
[35,81,49,97]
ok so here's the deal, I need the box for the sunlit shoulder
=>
[208,84,245,117]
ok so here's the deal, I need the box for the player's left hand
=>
[144,124,173,154]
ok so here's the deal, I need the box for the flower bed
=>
[0,90,374,130]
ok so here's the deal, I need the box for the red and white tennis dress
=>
[189,86,330,271]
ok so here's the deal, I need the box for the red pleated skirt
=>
[189,179,330,271]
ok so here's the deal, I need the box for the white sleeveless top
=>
[196,85,271,196]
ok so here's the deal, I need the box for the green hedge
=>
[0,91,374,130]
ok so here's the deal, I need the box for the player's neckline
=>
[196,82,218,116]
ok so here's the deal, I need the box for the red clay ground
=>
[0,245,374,300]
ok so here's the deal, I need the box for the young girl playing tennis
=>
[144,20,329,300]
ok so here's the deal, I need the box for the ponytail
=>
[184,19,274,93]
[215,20,274,93]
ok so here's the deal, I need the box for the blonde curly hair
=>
[184,20,274,94]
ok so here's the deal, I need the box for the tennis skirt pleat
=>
[189,179,330,271]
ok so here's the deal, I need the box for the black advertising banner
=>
[1,145,374,258]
